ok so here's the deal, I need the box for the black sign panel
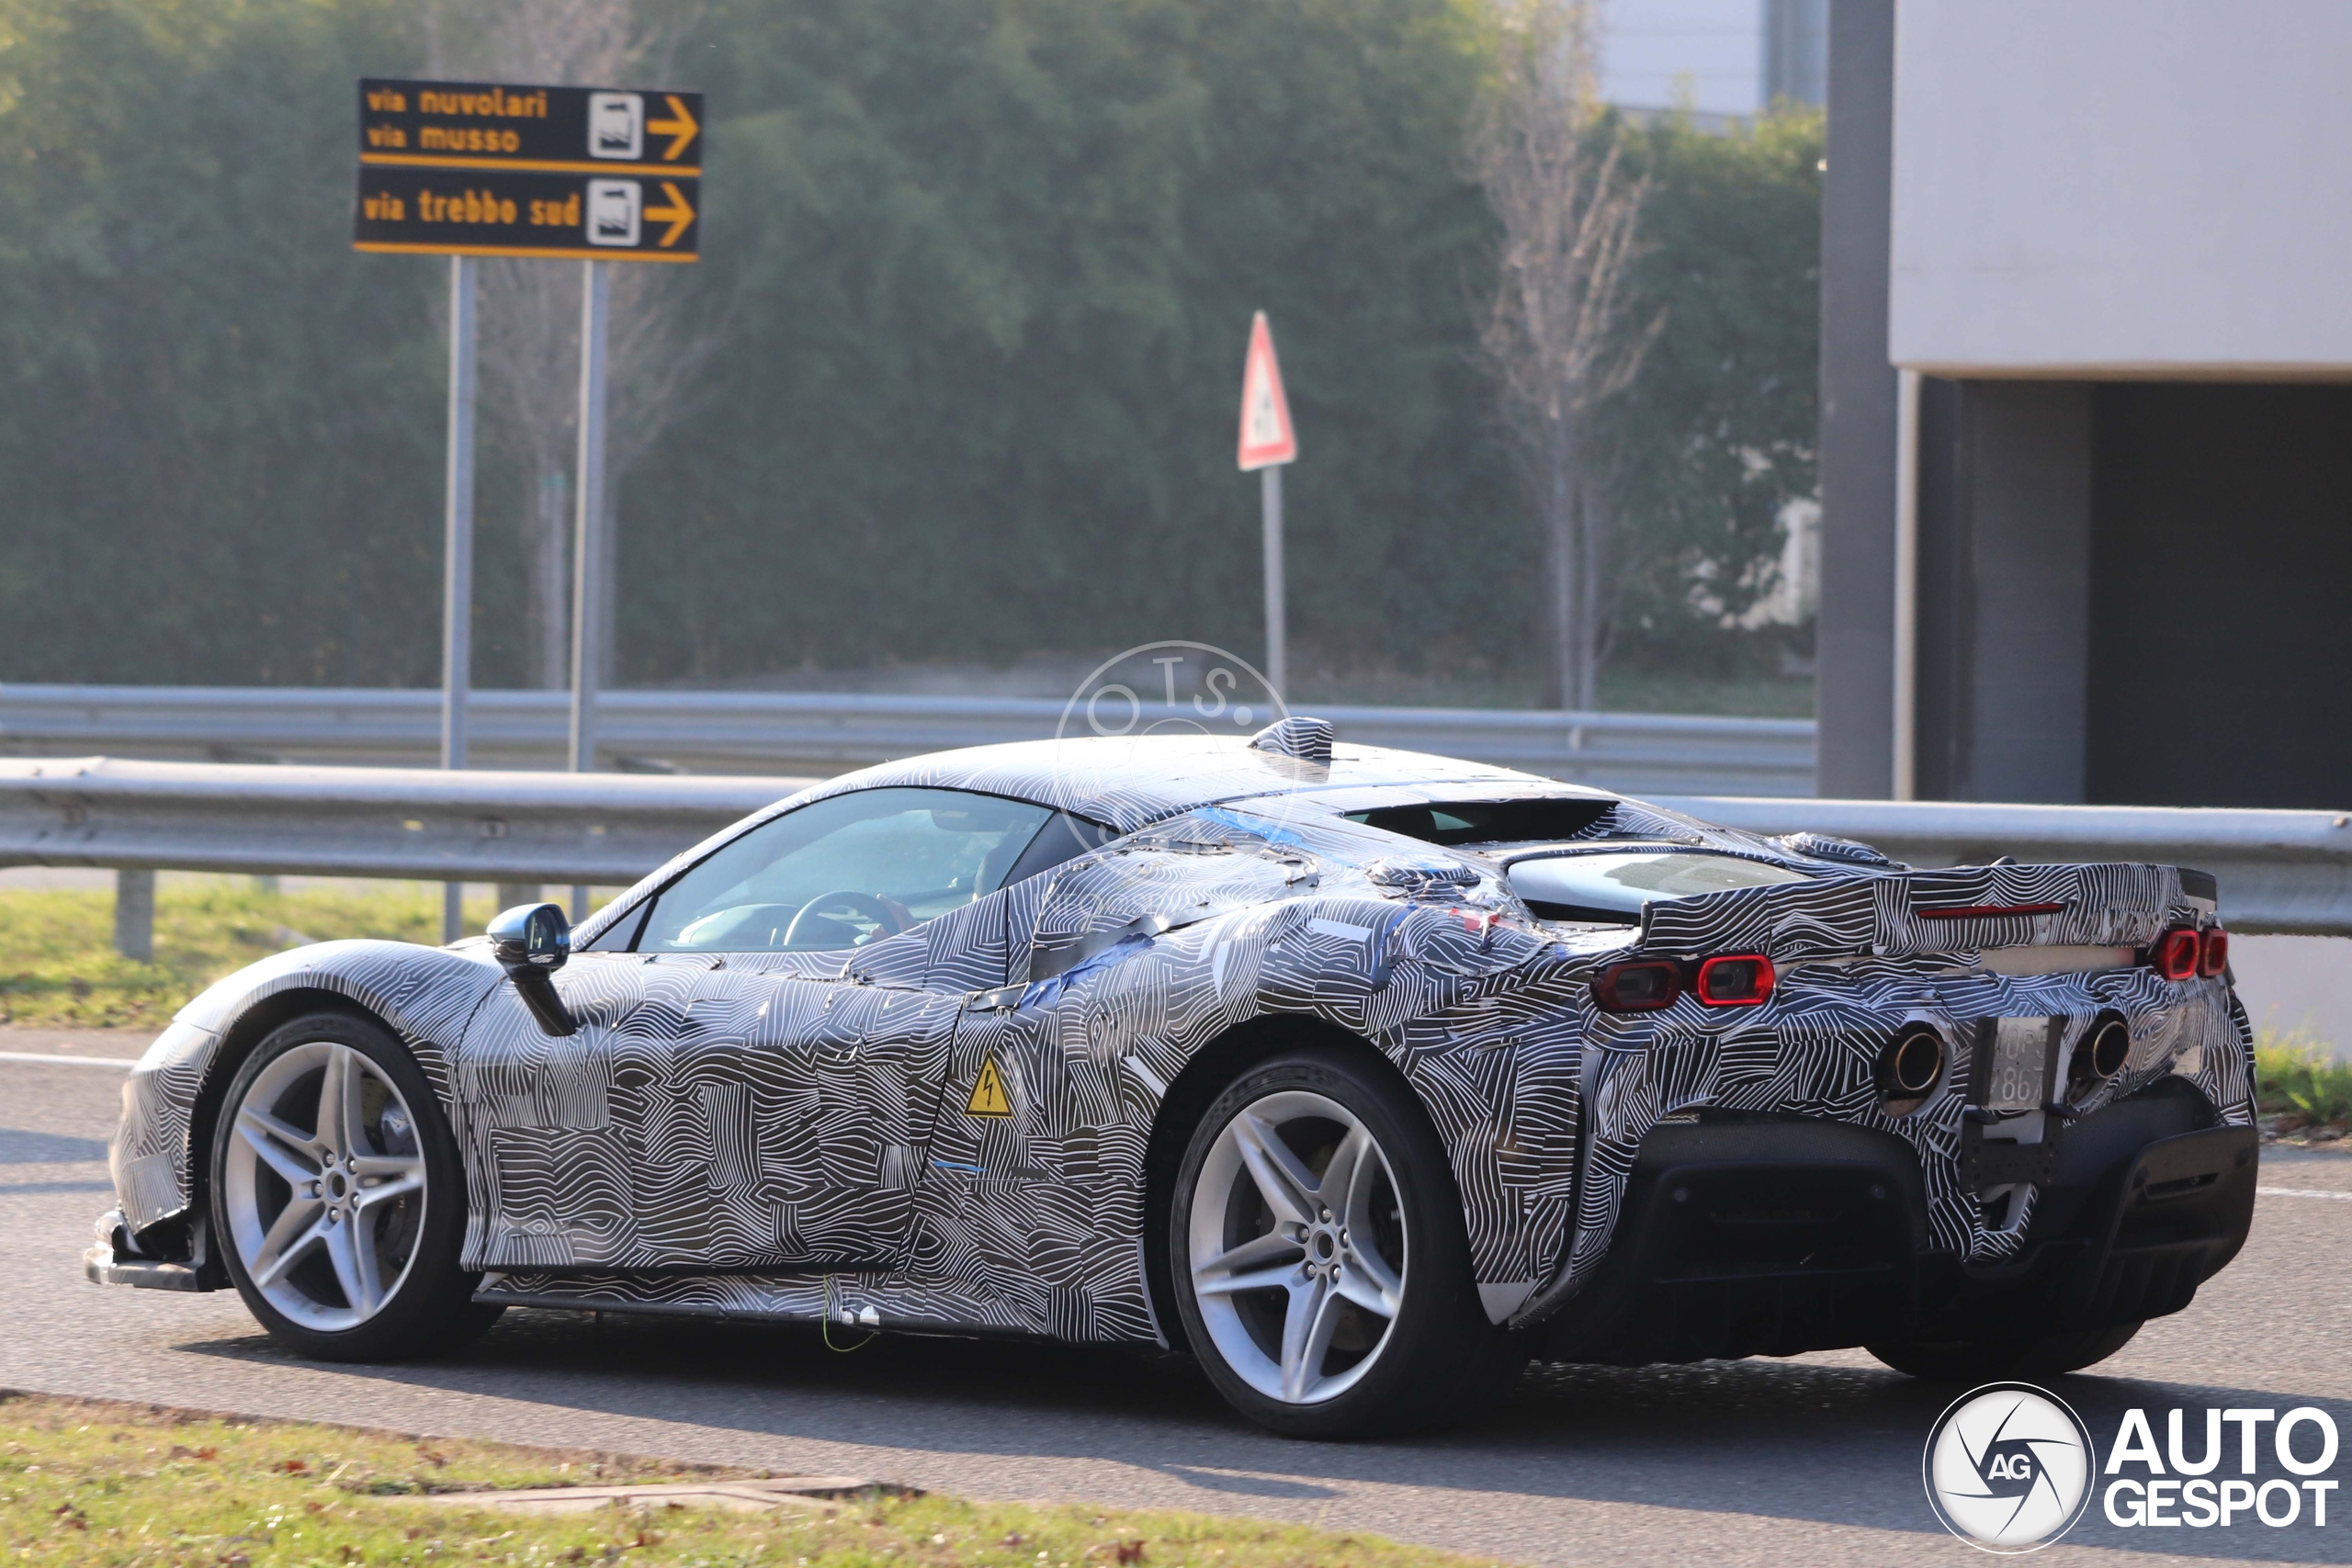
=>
[358,78,702,175]
[353,167,699,262]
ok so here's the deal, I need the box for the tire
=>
[1867,1320,2143,1382]
[1170,1045,1528,1438]
[210,1010,502,1360]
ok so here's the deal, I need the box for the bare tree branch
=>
[1470,0,1661,710]
[433,0,716,687]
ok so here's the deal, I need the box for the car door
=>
[471,786,1059,1274]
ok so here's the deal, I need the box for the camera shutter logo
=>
[1924,1382,2098,1552]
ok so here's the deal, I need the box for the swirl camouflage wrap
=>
[98,727,2256,1357]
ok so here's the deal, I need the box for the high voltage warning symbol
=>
[966,1058,1013,1118]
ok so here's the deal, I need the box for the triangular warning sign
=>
[965,1057,1013,1118]
[1237,310,1297,471]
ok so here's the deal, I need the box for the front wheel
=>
[211,1011,501,1360]
[1170,1047,1527,1438]
[1868,1320,2143,1382]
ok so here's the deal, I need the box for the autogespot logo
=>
[1924,1383,2098,1552]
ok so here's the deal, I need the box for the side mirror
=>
[486,902,576,1037]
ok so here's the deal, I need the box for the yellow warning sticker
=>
[965,1057,1013,1118]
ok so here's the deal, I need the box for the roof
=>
[794,731,1611,834]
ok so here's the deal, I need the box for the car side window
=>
[634,787,1055,953]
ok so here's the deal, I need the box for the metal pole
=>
[569,259,612,922]
[1892,367,1921,802]
[441,254,478,942]
[1261,464,1287,696]
[114,868,154,963]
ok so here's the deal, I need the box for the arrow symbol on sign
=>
[644,181,695,247]
[648,95,699,162]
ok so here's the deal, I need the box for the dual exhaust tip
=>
[1872,1014,2132,1117]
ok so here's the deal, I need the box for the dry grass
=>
[0,1393,1479,1568]
[2255,1027,2352,1142]
[0,883,502,1029]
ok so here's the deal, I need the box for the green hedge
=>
[0,0,1819,693]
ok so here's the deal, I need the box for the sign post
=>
[353,77,704,934]
[439,254,477,941]
[1236,312,1298,695]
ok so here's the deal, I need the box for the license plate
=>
[1985,1017,2054,1111]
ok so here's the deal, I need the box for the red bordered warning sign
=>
[1236,311,1297,471]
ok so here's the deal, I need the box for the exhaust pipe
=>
[1877,1024,1945,1116]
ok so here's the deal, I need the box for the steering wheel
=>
[782,889,912,949]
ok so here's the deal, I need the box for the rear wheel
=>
[1170,1047,1527,1438]
[211,1011,500,1360]
[1868,1320,2142,1382]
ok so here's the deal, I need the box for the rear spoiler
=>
[1636,862,2203,961]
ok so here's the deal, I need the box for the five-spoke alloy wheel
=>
[212,1012,498,1360]
[1185,1089,1408,1405]
[1170,1047,1527,1438]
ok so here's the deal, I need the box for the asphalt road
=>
[5,1030,2348,1568]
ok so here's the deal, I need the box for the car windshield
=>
[1507,850,1810,923]
[636,787,1053,952]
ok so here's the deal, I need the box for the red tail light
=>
[1593,960,1680,1011]
[2151,928,2200,981]
[2199,926,2230,978]
[1694,953,1776,1007]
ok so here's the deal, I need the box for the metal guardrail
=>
[0,684,1818,797]
[4,758,2348,936]
[0,758,810,886]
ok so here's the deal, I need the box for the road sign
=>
[1237,311,1297,470]
[353,167,700,260]
[358,79,702,175]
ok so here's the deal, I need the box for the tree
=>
[1468,0,1660,710]
[440,0,718,688]
[1604,107,1823,670]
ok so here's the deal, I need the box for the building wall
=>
[1890,0,2352,377]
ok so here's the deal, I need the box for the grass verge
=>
[2255,1028,2352,1144]
[0,883,506,1030]
[0,1393,1476,1568]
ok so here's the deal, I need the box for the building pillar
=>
[1815,0,1899,797]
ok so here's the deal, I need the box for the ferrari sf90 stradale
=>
[90,719,2256,1436]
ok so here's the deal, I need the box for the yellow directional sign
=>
[353,168,700,262]
[357,78,705,175]
[966,1058,1014,1118]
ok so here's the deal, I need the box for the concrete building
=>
[1819,0,2352,811]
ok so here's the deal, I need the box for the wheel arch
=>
[1138,1013,1454,1353]
[186,990,403,1235]
[175,954,494,1249]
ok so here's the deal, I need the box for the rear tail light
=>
[1593,960,1680,1011]
[2151,928,2200,981]
[1694,953,1775,1007]
[2199,926,2230,977]
[1593,953,1780,1011]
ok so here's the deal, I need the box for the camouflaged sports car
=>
[86,717,2259,1437]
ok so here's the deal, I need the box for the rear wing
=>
[1635,862,2205,961]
